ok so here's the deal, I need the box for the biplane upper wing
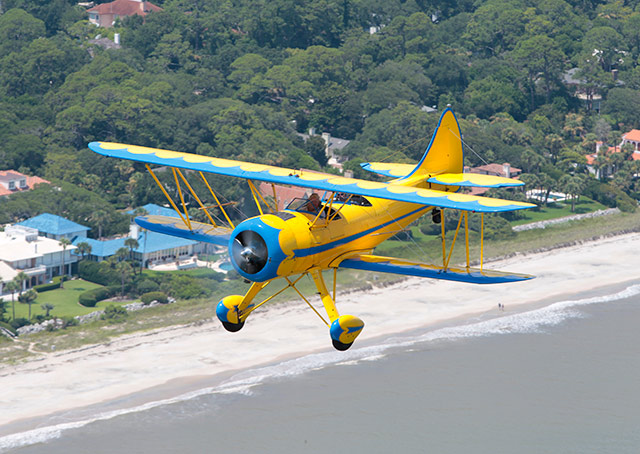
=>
[89,142,535,213]
[361,162,524,188]
[337,254,533,284]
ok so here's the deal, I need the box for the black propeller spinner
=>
[231,230,268,275]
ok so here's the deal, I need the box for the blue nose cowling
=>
[228,216,287,282]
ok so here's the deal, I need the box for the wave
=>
[2,283,639,452]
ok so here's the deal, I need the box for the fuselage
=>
[228,177,450,282]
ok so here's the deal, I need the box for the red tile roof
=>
[0,171,49,197]
[87,0,162,16]
[623,129,640,142]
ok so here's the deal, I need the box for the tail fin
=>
[401,107,464,181]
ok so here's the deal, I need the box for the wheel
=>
[332,339,353,351]
[221,320,245,332]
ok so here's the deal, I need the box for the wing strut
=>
[145,164,190,228]
[199,172,235,229]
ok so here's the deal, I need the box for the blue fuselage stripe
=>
[292,205,429,258]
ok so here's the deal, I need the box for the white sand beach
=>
[1,232,639,429]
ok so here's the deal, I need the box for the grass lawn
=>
[6,279,132,321]
[510,197,607,226]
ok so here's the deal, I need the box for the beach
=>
[1,232,640,450]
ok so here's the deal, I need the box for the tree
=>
[5,280,19,321]
[304,136,328,167]
[512,35,565,107]
[115,261,133,297]
[89,210,109,239]
[14,271,28,295]
[41,303,54,317]
[19,288,38,321]
[59,237,71,288]
[0,8,46,57]
[124,237,139,260]
[76,241,92,260]
[560,174,585,212]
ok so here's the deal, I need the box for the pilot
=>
[305,192,321,213]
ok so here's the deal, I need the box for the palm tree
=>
[115,247,130,263]
[14,271,28,295]
[19,289,38,321]
[41,303,54,317]
[115,261,133,297]
[76,241,92,260]
[89,210,109,239]
[59,237,71,288]
[5,280,19,321]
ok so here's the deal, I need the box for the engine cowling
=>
[228,215,291,282]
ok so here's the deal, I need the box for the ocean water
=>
[3,282,640,453]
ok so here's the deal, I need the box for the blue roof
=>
[127,203,179,218]
[73,231,198,258]
[17,213,90,235]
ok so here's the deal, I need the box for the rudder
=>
[401,107,464,180]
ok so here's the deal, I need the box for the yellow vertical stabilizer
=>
[402,107,464,181]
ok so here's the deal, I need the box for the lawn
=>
[6,279,132,321]
[510,197,607,226]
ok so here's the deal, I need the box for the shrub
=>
[34,276,65,293]
[78,261,119,286]
[10,318,30,330]
[136,279,159,294]
[140,291,169,305]
[78,287,113,307]
[0,321,17,336]
[60,316,78,329]
[101,304,127,322]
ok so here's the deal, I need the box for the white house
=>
[0,225,78,293]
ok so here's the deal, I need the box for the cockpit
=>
[284,192,372,220]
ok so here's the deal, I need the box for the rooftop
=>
[87,0,162,16]
[17,213,90,236]
[74,230,197,258]
[0,231,77,262]
[127,203,179,218]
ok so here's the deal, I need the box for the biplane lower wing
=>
[135,215,232,246]
[88,142,535,213]
[338,254,533,284]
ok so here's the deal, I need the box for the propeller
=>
[231,230,268,275]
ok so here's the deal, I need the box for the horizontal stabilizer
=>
[338,254,533,284]
[426,173,524,188]
[360,162,414,178]
[135,215,232,246]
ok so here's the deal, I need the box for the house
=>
[469,163,521,179]
[87,0,162,28]
[297,129,350,171]
[258,182,308,210]
[585,134,640,177]
[463,163,522,196]
[16,213,90,241]
[74,204,215,267]
[0,225,78,292]
[73,230,200,268]
[0,170,49,197]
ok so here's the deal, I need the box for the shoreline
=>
[2,232,640,435]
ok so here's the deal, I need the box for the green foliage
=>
[141,291,168,305]
[78,287,113,308]
[101,304,127,323]
[0,321,17,336]
[78,261,120,286]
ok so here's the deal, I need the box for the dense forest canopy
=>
[1,0,639,234]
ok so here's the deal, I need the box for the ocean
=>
[3,281,640,453]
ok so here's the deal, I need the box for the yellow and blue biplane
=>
[89,108,535,351]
